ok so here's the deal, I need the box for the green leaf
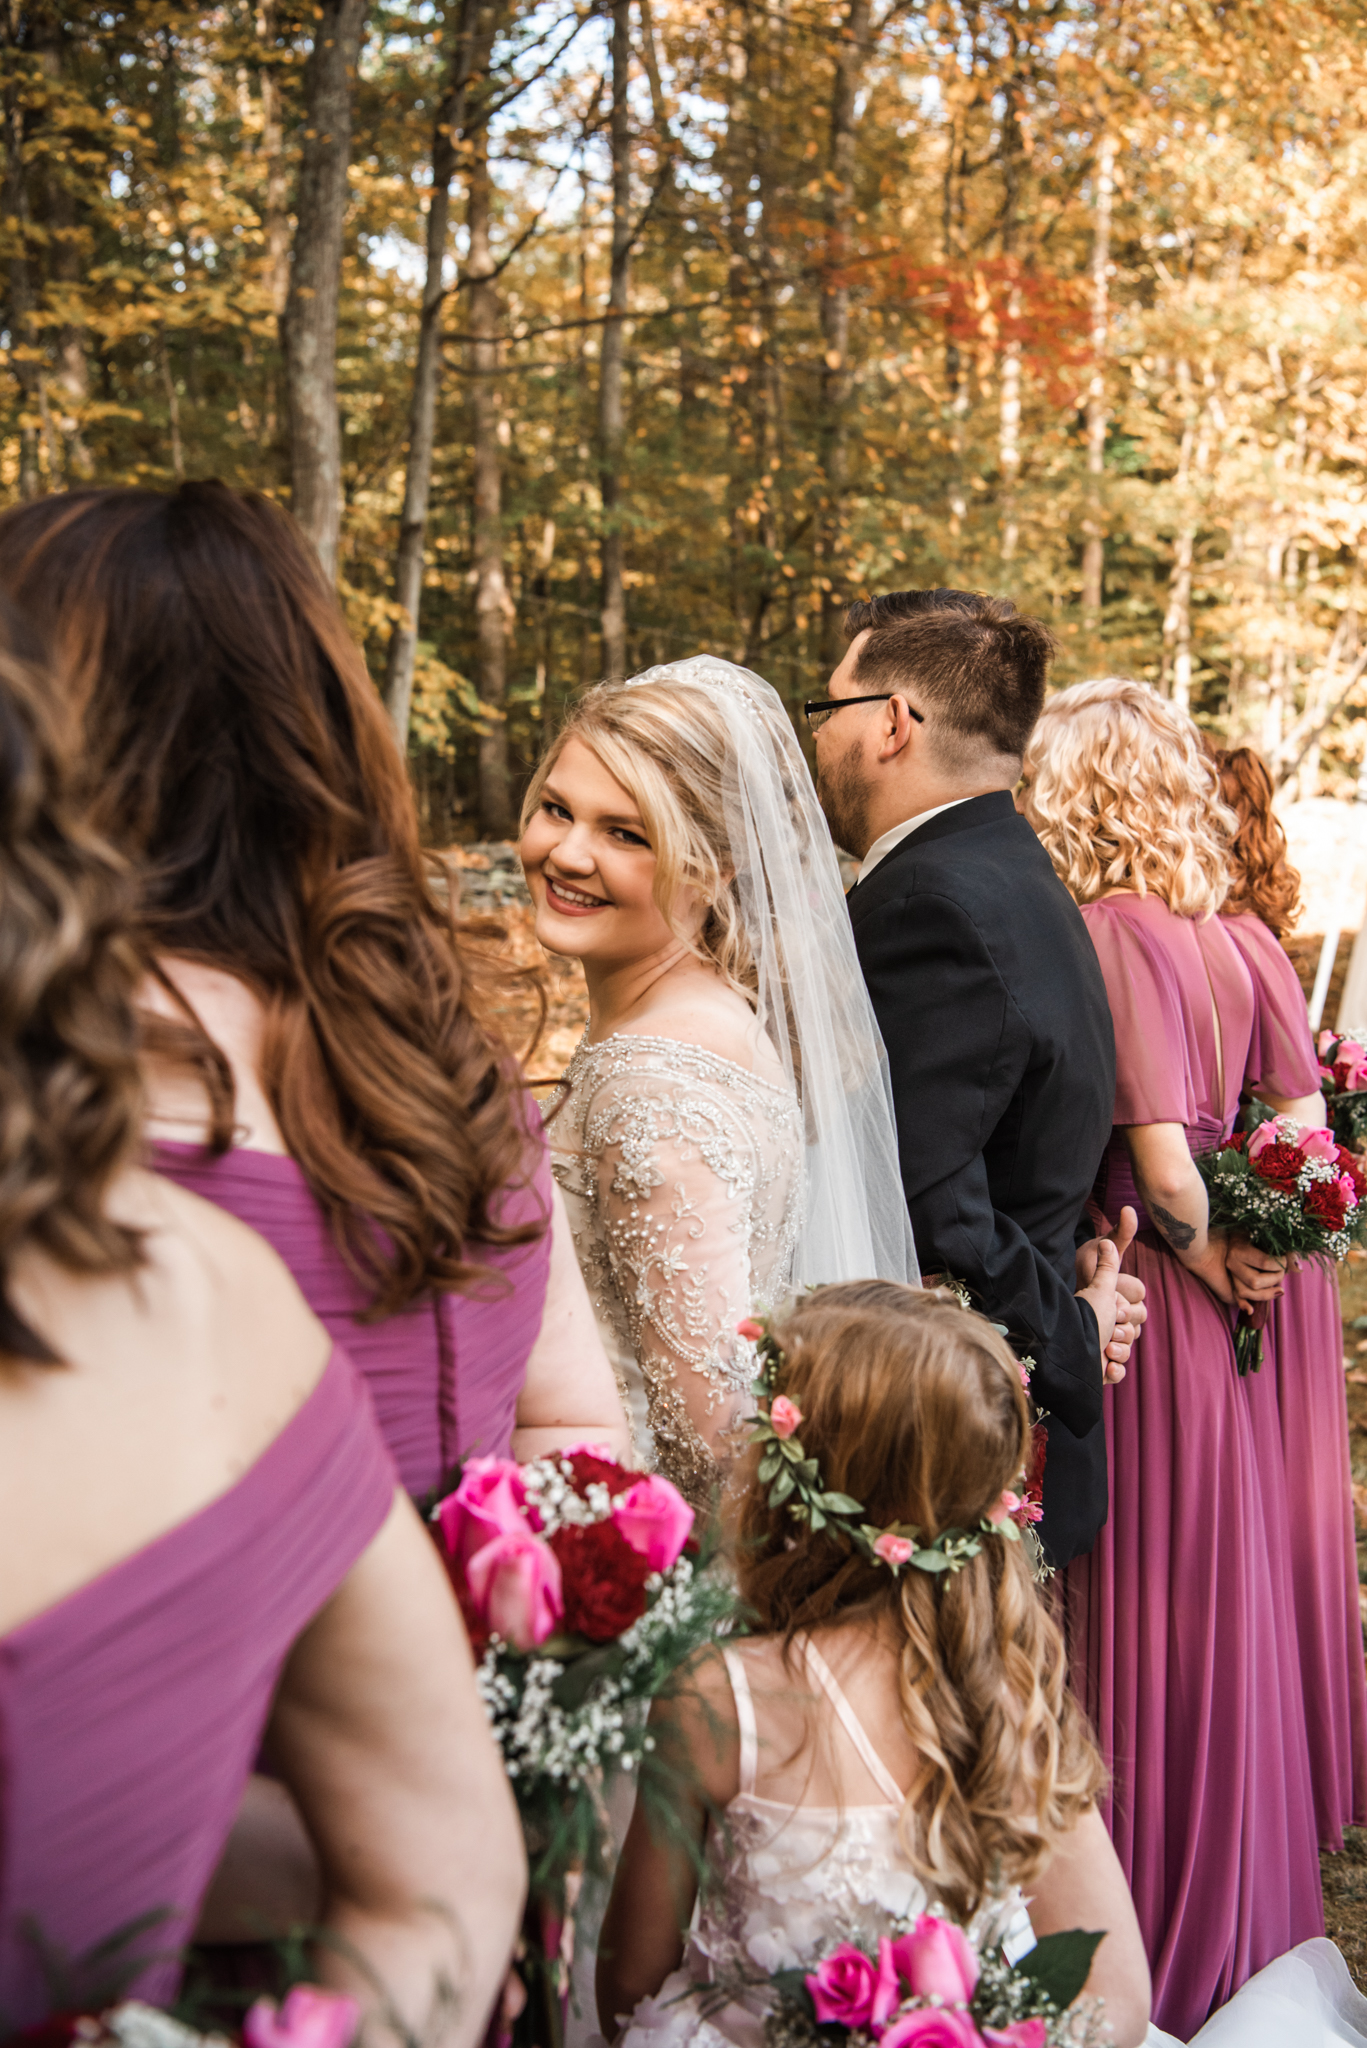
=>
[818,1491,864,1514]
[913,1548,953,1572]
[780,1438,804,1463]
[758,1451,782,1483]
[1013,1928,1106,2008]
[807,1504,827,1531]
[769,1468,796,1505]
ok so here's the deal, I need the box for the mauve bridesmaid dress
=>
[0,1349,395,2031]
[1221,907,1367,1846]
[152,1115,553,1500]
[1065,895,1322,2042]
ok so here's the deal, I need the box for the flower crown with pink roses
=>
[738,1315,1024,1579]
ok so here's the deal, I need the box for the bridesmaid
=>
[1021,679,1322,2040]
[0,480,628,1489]
[1214,743,1367,1846]
[0,601,524,2041]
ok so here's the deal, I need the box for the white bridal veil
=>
[623,655,919,1292]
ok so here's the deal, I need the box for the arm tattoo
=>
[1151,1203,1196,1251]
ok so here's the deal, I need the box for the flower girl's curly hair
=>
[1021,677,1236,920]
[0,599,143,1361]
[734,1282,1106,1920]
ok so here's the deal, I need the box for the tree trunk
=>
[383,0,478,750]
[1,4,41,500]
[1080,132,1115,621]
[817,0,871,668]
[941,107,968,555]
[283,0,368,581]
[1163,529,1194,710]
[598,0,631,682]
[469,121,514,836]
[998,71,1022,563]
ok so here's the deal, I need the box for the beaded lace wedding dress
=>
[550,1031,803,1504]
[544,656,917,1506]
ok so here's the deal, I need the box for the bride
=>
[519,656,917,1504]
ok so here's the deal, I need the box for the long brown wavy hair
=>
[0,596,144,1361]
[0,483,544,1318]
[1210,745,1303,938]
[735,1282,1105,1919]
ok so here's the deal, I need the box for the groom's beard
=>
[816,746,872,862]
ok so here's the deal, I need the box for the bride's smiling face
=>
[521,737,689,967]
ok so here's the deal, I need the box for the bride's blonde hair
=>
[521,679,759,1003]
[1021,677,1235,920]
[734,1283,1105,1919]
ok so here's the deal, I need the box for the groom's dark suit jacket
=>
[848,790,1116,1567]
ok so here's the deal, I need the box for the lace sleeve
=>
[583,1063,765,1506]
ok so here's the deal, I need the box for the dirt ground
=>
[455,843,1367,1981]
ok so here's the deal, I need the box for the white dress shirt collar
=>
[855,795,977,886]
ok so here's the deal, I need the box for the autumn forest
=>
[1,0,1364,838]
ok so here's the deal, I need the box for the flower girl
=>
[594,1282,1153,2048]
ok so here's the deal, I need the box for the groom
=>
[813,589,1129,1567]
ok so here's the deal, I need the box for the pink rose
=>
[611,1474,695,1572]
[466,1527,563,1649]
[737,1318,765,1341]
[879,2012,983,2048]
[1344,1058,1367,1091]
[982,2024,1047,2048]
[1318,1029,1337,1057]
[1336,1172,1360,1209]
[1247,1119,1284,1161]
[769,1394,803,1439]
[244,1989,360,2048]
[873,1532,913,1566]
[896,1914,980,2003]
[807,1942,880,2028]
[1339,1038,1366,1064]
[1297,1125,1340,1162]
[436,1456,534,1568]
[988,1490,1021,1526]
[872,1937,905,2026]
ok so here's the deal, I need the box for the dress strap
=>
[721,1645,759,1797]
[799,1634,907,1806]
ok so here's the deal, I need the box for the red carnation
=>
[1306,1181,1350,1232]
[1224,1132,1246,1153]
[1250,1140,1305,1191]
[550,1518,651,1640]
[565,1448,635,1497]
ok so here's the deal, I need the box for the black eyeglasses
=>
[802,693,924,733]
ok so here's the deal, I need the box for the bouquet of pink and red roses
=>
[431,1448,733,2041]
[1314,1028,1367,1153]
[1195,1114,1367,1371]
[753,1909,1105,2048]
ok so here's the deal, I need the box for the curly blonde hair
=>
[734,1283,1105,1920]
[521,679,761,1005]
[1021,678,1235,920]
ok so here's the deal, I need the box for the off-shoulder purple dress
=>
[0,1350,395,2031]
[1065,896,1321,2041]
[1222,908,1367,1846]
[152,1117,553,1499]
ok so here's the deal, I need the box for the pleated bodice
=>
[0,1348,396,2030]
[151,1136,553,1498]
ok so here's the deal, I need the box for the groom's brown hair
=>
[843,588,1053,769]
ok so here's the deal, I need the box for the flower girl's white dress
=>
[611,1635,1035,2048]
[606,1636,1367,2048]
